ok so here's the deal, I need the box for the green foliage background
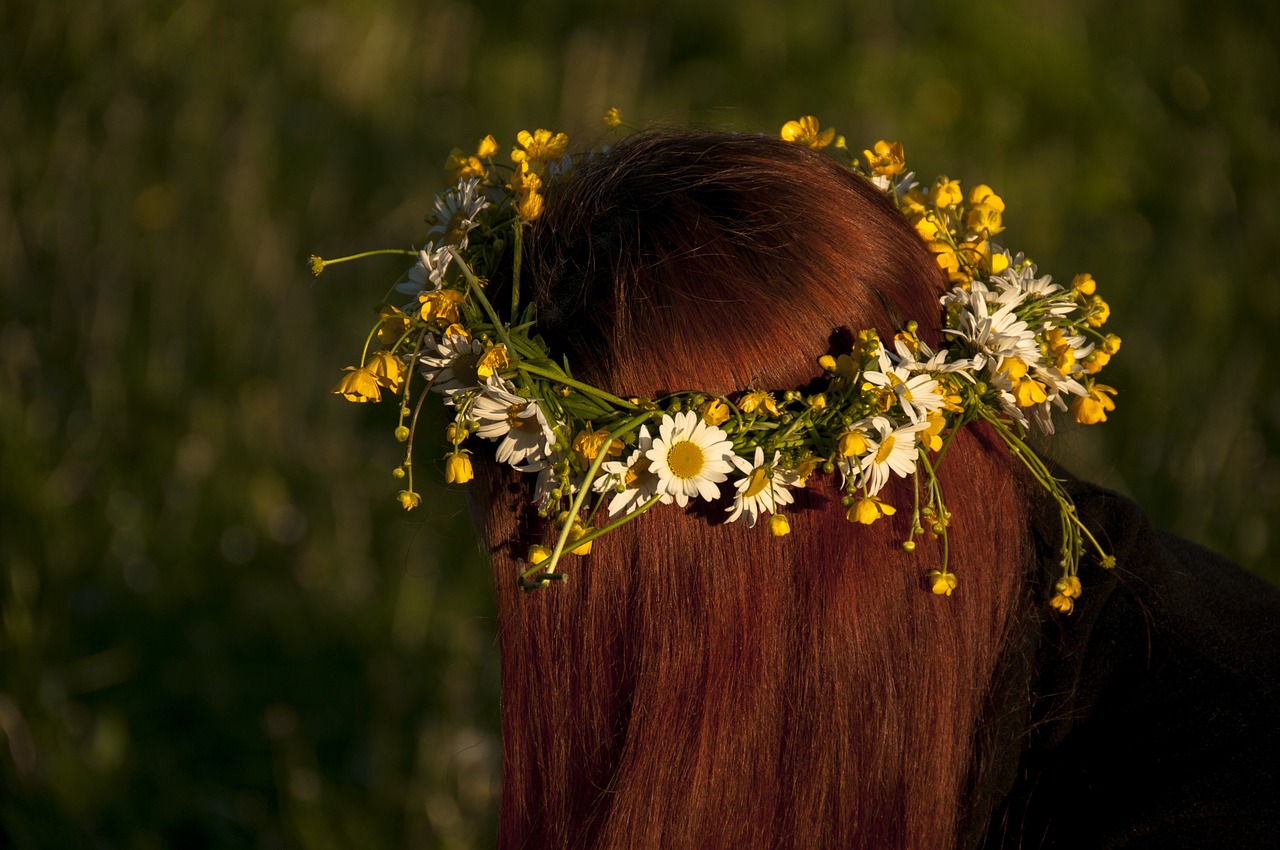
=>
[2,0,1277,846]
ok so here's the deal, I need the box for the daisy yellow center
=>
[875,435,896,464]
[743,467,770,498]
[666,440,705,479]
[507,403,542,433]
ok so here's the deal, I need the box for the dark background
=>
[3,1,1277,846]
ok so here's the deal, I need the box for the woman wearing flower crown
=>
[324,117,1280,848]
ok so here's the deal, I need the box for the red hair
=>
[472,133,1032,849]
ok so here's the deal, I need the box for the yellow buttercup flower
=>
[1055,575,1083,599]
[511,129,569,170]
[928,241,968,283]
[932,176,963,208]
[927,569,958,596]
[1101,334,1122,355]
[700,398,731,426]
[921,412,946,452]
[965,202,1004,236]
[419,289,465,324]
[838,430,870,457]
[603,107,623,128]
[445,450,474,484]
[568,524,594,556]
[1072,383,1117,424]
[367,350,407,392]
[1086,296,1110,328]
[377,305,412,346]
[1071,273,1096,296]
[476,344,511,380]
[768,514,791,537]
[901,188,929,216]
[739,390,780,416]
[968,184,1005,213]
[863,140,906,176]
[516,189,544,221]
[526,545,552,566]
[397,490,421,510]
[334,367,382,403]
[1049,594,1074,614]
[476,134,499,158]
[913,214,942,241]
[849,495,896,525]
[1081,350,1110,374]
[572,426,623,468]
[780,115,836,150]
[807,393,827,410]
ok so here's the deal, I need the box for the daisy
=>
[592,426,671,517]
[852,416,930,497]
[417,333,485,396]
[395,242,453,297]
[646,411,735,508]
[861,352,946,423]
[725,447,799,527]
[427,177,489,248]
[470,376,557,467]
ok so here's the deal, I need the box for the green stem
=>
[510,222,524,319]
[516,362,640,410]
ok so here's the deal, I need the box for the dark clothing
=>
[971,480,1280,849]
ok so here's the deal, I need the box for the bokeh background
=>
[3,0,1277,846]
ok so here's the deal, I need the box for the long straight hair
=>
[472,132,1032,850]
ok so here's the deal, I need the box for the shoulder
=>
[984,481,1280,849]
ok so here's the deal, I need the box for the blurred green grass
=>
[2,0,1276,846]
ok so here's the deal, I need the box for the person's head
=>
[472,131,1034,850]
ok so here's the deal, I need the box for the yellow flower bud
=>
[444,451,474,485]
[1101,334,1122,355]
[700,398,731,426]
[768,514,791,537]
[397,490,421,511]
[526,545,552,566]
[476,134,499,158]
[817,354,837,372]
[568,526,593,556]
[807,393,827,410]
[927,569,958,597]
[1086,296,1110,328]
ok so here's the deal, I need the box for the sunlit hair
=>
[472,132,1033,849]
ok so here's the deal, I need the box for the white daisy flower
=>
[645,411,735,508]
[470,376,557,467]
[861,352,946,423]
[725,447,798,527]
[591,426,672,517]
[942,287,1039,367]
[851,415,930,497]
[395,242,452,296]
[427,177,489,249]
[417,333,485,396]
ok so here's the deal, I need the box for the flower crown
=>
[314,113,1120,613]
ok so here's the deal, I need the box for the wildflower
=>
[1081,350,1110,374]
[397,490,421,510]
[932,176,963,208]
[856,416,929,496]
[572,426,623,469]
[594,426,672,517]
[308,255,327,276]
[699,398,731,426]
[646,411,735,508]
[864,140,906,176]
[475,344,510,380]
[377,306,412,346]
[726,447,798,527]
[428,177,489,248]
[1071,273,1097,297]
[471,377,558,467]
[1071,383,1117,425]
[367,350,407,392]
[334,367,382,403]
[444,451,474,485]
[511,129,569,171]
[1049,594,1074,614]
[739,390,780,416]
[1055,575,1083,599]
[769,514,791,537]
[927,569,958,596]
[419,289,465,324]
[838,429,870,458]
[418,333,487,395]
[780,115,836,150]
[526,544,552,566]
[603,107,623,128]
[1101,334,1122,355]
[848,495,896,525]
[1086,296,1111,328]
[921,412,947,452]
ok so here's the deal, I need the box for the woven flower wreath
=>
[313,113,1119,612]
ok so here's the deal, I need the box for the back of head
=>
[472,131,1032,849]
